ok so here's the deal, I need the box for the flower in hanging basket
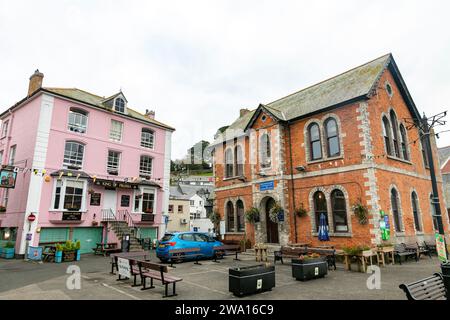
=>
[269,203,283,223]
[88,188,95,195]
[295,207,308,218]
[0,206,6,213]
[245,207,260,224]
[352,199,368,225]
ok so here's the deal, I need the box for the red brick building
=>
[211,54,450,249]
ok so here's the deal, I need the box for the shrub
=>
[5,242,15,248]
[56,244,64,252]
[343,245,371,256]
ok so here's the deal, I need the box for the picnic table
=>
[212,245,241,263]
[110,251,152,281]
[376,246,395,266]
[93,242,121,257]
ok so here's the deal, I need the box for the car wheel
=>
[159,258,168,263]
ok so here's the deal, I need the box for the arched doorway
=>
[264,197,279,244]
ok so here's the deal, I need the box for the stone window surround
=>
[380,109,412,164]
[385,80,394,98]
[308,185,353,237]
[303,113,345,165]
[222,141,246,180]
[389,184,405,233]
[223,197,246,233]
[410,187,424,234]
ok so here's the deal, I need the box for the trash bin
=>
[441,262,450,297]
[27,246,43,261]
[121,234,130,252]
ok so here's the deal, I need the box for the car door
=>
[194,233,211,257]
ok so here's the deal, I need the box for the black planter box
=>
[229,264,275,297]
[292,257,328,281]
[441,262,450,298]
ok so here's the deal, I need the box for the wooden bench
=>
[212,245,241,263]
[399,273,447,300]
[407,242,432,259]
[394,243,418,264]
[274,246,306,264]
[93,242,121,257]
[168,247,203,268]
[138,261,183,298]
[110,251,151,275]
[423,241,437,255]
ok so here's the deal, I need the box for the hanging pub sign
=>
[93,179,139,190]
[0,170,17,189]
[90,193,101,206]
[62,212,82,221]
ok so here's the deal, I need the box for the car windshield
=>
[160,234,174,242]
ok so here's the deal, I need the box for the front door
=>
[265,198,279,244]
[103,190,117,214]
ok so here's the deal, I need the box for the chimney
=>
[28,69,44,96]
[145,109,155,119]
[240,108,250,117]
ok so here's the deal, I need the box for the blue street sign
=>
[260,181,274,191]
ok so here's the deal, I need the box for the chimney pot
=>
[28,69,44,96]
[145,109,155,119]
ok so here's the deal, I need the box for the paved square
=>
[0,252,443,300]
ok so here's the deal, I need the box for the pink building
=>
[0,70,174,256]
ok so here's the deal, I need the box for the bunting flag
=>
[58,171,64,179]
[76,173,81,181]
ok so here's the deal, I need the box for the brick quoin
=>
[213,56,449,249]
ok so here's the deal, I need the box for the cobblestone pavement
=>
[0,252,443,300]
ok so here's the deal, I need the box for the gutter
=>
[287,120,298,243]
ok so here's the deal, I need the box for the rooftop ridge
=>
[266,53,392,107]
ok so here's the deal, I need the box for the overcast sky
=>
[1,0,450,159]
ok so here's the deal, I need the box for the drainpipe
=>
[287,121,298,243]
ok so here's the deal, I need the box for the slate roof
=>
[212,53,416,146]
[170,184,214,200]
[1,86,174,131]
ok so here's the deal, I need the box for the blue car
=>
[156,232,223,263]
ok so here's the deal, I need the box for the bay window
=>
[133,188,156,214]
[52,179,87,211]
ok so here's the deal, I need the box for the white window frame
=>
[109,119,123,142]
[132,187,157,214]
[107,150,121,174]
[0,150,3,165]
[8,145,16,166]
[50,178,88,212]
[63,141,85,169]
[1,120,9,138]
[114,97,126,113]
[141,128,155,149]
[67,108,88,134]
[139,155,153,177]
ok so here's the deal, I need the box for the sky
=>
[1,0,450,160]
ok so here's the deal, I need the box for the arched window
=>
[390,110,400,157]
[235,145,244,177]
[331,189,348,232]
[236,200,245,232]
[391,188,403,232]
[400,124,409,160]
[224,148,234,178]
[308,123,322,161]
[420,133,429,167]
[141,128,154,149]
[115,98,125,113]
[68,108,88,133]
[260,134,271,168]
[411,192,422,232]
[325,118,340,157]
[314,191,327,232]
[430,194,439,231]
[63,141,85,168]
[382,116,393,156]
[226,201,235,232]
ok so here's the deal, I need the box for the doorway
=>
[264,197,279,244]
[103,190,117,214]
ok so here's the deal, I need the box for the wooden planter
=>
[1,247,15,259]
[291,257,328,281]
[229,264,275,297]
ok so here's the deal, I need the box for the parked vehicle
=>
[156,232,223,262]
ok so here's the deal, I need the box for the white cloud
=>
[1,0,449,159]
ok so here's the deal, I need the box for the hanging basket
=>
[245,207,260,224]
[269,203,283,223]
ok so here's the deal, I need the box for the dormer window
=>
[115,98,125,113]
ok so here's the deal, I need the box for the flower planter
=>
[229,264,275,297]
[2,247,15,259]
[55,251,63,263]
[291,257,328,281]
[63,250,76,262]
